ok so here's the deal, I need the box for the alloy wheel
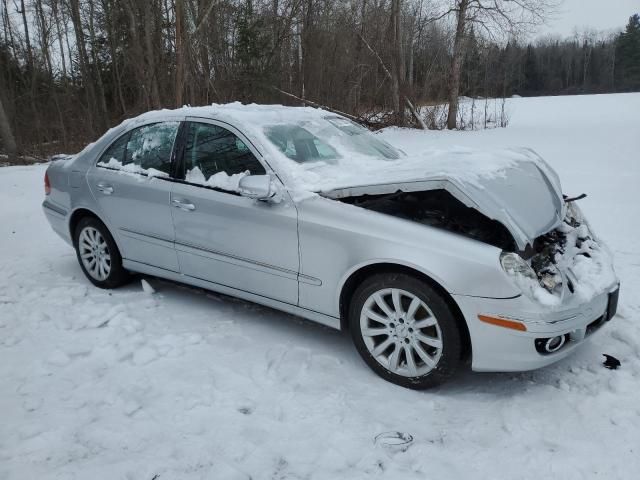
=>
[360,288,443,377]
[78,226,112,281]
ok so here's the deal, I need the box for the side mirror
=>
[238,175,274,200]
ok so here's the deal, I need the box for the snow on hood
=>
[314,147,565,251]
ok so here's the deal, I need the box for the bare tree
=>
[0,0,634,160]
[390,0,404,124]
[0,93,17,163]
[442,0,558,129]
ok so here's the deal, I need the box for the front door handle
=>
[97,182,113,195]
[172,198,196,211]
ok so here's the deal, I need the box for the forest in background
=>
[0,0,639,161]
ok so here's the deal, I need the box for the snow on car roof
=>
[131,102,326,128]
[104,103,545,199]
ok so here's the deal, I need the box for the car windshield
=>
[263,116,403,163]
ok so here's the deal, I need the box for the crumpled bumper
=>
[453,282,620,372]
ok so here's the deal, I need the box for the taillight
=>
[44,172,51,195]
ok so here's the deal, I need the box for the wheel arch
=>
[338,262,472,361]
[68,208,117,248]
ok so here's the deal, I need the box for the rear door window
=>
[98,122,179,176]
[98,133,128,166]
[125,122,180,175]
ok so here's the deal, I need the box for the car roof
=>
[127,103,330,130]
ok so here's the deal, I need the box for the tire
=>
[348,272,462,389]
[73,216,129,289]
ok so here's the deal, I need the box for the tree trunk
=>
[123,2,150,109]
[175,0,185,107]
[446,0,469,130]
[19,0,33,69]
[390,0,404,125]
[51,0,68,80]
[35,0,53,74]
[88,0,109,123]
[144,0,161,109]
[69,0,99,134]
[2,0,18,60]
[0,94,17,163]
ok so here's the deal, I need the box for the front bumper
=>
[453,283,619,372]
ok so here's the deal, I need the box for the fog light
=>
[535,335,568,354]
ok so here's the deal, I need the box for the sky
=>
[535,0,639,38]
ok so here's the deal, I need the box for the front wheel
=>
[74,216,129,289]
[348,273,462,389]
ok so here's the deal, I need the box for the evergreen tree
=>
[615,14,640,91]
[523,45,540,93]
[236,2,270,101]
[461,28,482,97]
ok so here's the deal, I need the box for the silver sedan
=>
[42,104,619,388]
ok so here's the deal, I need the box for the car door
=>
[87,120,181,272]
[170,118,299,305]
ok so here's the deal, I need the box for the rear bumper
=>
[454,283,620,372]
[43,200,72,246]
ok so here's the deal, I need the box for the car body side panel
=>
[296,195,521,318]
[87,166,179,271]
[170,181,300,305]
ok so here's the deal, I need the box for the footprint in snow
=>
[22,396,43,412]
[132,345,158,366]
[47,349,71,366]
[123,399,142,416]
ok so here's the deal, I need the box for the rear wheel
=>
[348,273,462,389]
[73,216,129,289]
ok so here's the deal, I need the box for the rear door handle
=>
[172,198,196,211]
[97,182,113,195]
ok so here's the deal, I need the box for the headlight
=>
[500,252,563,303]
[500,252,537,281]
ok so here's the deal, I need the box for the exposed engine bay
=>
[339,190,614,301]
[337,189,517,251]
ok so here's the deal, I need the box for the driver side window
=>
[182,122,265,182]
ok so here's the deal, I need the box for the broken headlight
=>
[565,201,584,225]
[501,252,564,299]
[500,252,537,281]
[538,268,563,294]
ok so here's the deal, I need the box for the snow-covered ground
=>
[1,93,639,479]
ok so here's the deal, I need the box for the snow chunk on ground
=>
[141,279,155,294]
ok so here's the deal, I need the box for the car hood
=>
[320,147,565,251]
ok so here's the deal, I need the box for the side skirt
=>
[122,259,341,330]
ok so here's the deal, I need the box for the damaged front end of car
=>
[500,199,617,307]
[329,185,616,309]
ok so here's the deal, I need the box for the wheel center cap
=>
[395,324,409,338]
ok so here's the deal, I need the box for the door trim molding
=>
[118,228,321,286]
[175,240,321,285]
[122,259,338,329]
[119,227,174,249]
